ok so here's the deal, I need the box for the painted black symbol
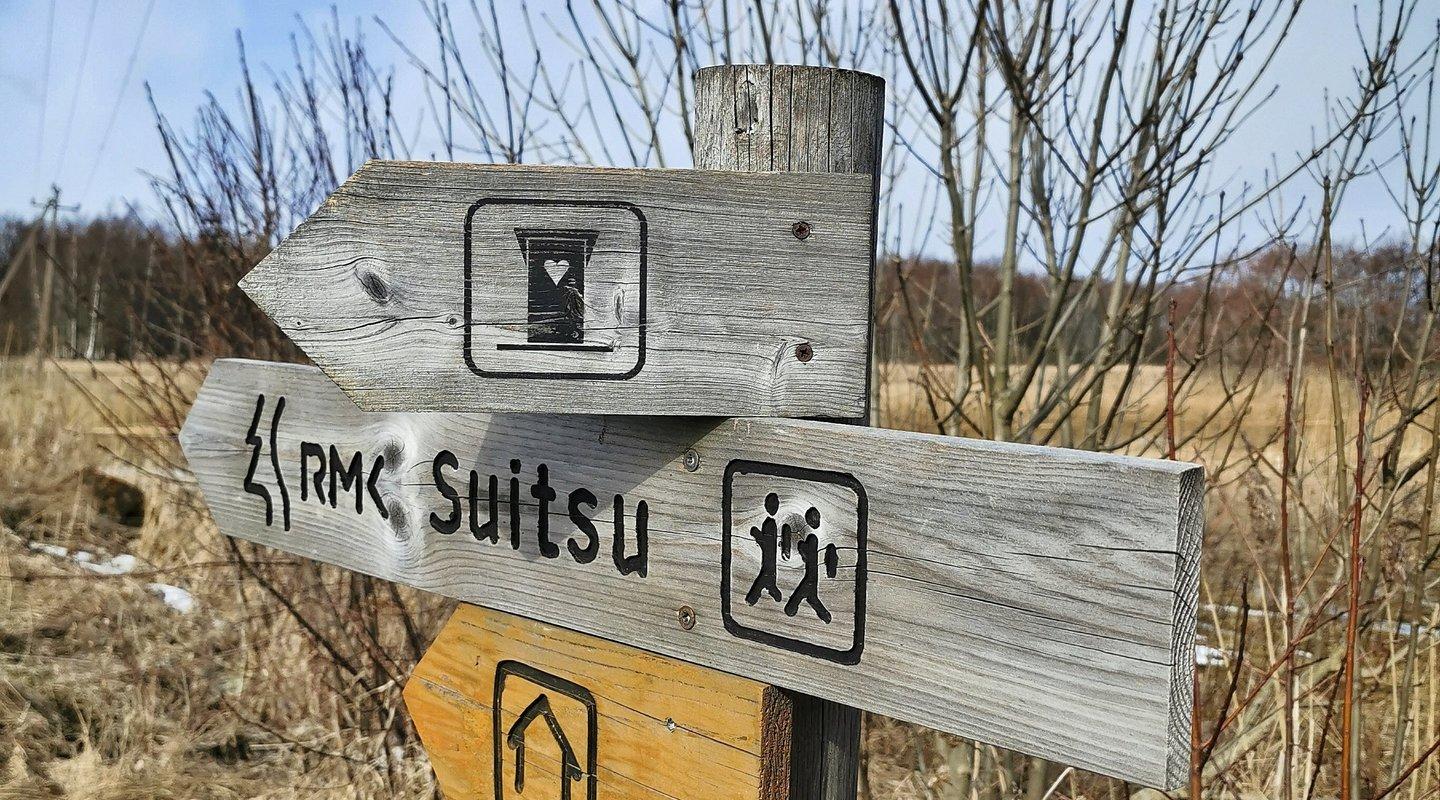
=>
[744,495,840,623]
[721,460,868,665]
[242,393,290,530]
[494,661,597,800]
[464,199,647,380]
[512,229,604,350]
[507,695,583,797]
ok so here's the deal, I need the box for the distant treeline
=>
[0,215,296,362]
[0,212,1427,369]
[875,243,1431,368]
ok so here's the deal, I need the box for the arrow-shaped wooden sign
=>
[406,603,793,800]
[240,160,875,417]
[181,358,1201,788]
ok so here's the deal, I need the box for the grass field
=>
[1,358,1436,799]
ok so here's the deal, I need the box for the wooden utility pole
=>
[693,64,885,800]
[30,187,75,360]
[69,228,80,355]
[34,188,60,358]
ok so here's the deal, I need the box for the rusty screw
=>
[677,606,697,630]
[683,449,701,472]
[791,220,812,240]
[795,342,814,363]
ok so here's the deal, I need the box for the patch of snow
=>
[1196,644,1228,667]
[1205,603,1276,619]
[27,541,138,575]
[27,540,191,613]
[76,552,139,576]
[146,583,197,614]
[27,542,70,558]
[1394,621,1436,638]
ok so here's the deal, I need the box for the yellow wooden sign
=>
[405,603,792,800]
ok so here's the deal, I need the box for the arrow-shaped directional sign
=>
[181,358,1202,788]
[406,603,793,800]
[240,160,876,416]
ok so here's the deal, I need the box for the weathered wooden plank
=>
[179,359,1202,789]
[405,602,791,800]
[238,160,874,417]
[694,62,888,800]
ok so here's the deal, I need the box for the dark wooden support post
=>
[693,63,885,800]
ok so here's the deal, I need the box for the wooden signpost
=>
[180,357,1199,788]
[179,64,1203,798]
[239,162,875,417]
[406,603,792,800]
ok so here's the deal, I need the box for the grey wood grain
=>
[695,62,887,800]
[239,161,874,417]
[180,359,1202,789]
[692,65,884,177]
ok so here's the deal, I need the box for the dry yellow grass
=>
[0,359,436,798]
[2,358,1436,799]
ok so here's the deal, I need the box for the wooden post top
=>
[693,65,885,177]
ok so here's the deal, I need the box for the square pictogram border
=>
[492,660,599,800]
[464,198,647,380]
[720,459,868,665]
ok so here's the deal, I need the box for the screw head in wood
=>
[795,342,814,363]
[683,449,701,472]
[677,606,696,630]
[791,220,812,240]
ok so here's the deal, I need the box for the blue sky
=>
[0,1,1427,250]
[1,0,395,216]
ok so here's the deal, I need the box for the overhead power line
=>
[80,0,157,206]
[53,0,100,185]
[31,0,57,191]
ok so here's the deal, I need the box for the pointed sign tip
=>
[176,413,198,455]
[236,254,280,310]
[176,364,219,458]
